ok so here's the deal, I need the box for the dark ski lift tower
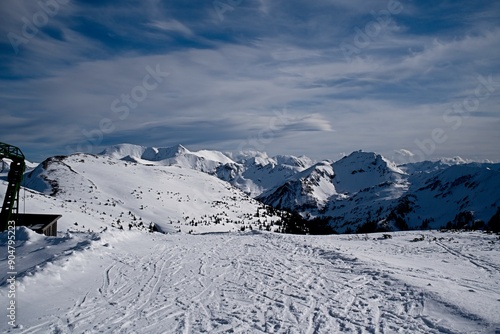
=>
[0,142,26,231]
[1,142,61,235]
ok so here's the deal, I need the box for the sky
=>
[0,0,499,163]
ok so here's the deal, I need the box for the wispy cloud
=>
[147,19,193,36]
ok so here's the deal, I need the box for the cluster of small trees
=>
[443,208,500,233]
[275,210,337,235]
[272,206,500,236]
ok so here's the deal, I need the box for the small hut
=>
[17,214,62,236]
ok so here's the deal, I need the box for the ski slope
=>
[1,228,499,333]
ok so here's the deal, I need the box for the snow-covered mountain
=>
[20,153,282,234]
[216,152,313,196]
[100,143,233,174]
[257,151,500,233]
[100,144,313,197]
[331,151,407,194]
[401,164,500,228]
[96,144,500,233]
[3,143,499,235]
[257,161,337,210]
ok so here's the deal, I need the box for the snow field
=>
[1,229,498,333]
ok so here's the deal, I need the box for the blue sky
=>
[1,0,499,163]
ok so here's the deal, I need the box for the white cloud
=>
[395,149,415,157]
[147,19,193,36]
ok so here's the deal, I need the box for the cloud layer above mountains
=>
[1,0,499,162]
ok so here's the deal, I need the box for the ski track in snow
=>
[2,231,499,334]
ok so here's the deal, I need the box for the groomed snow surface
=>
[1,228,499,333]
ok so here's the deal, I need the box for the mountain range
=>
[2,143,499,234]
[86,144,500,232]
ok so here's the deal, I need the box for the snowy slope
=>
[19,153,281,234]
[1,228,499,333]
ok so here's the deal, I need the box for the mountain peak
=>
[439,156,468,165]
[336,151,404,175]
[100,143,191,161]
[99,143,147,160]
[156,144,190,159]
